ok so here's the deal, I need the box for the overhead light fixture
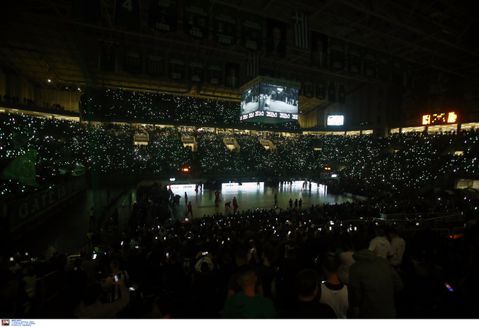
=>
[77,87,81,92]
[47,79,52,83]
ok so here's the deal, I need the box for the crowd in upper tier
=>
[1,111,479,319]
[1,112,479,199]
[79,88,300,131]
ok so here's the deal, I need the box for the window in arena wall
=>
[345,130,360,135]
[401,126,425,133]
[427,124,457,134]
[460,122,479,131]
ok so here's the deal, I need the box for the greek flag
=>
[246,52,260,78]
[293,12,310,49]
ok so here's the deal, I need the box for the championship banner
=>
[114,0,140,30]
[99,42,116,72]
[225,63,239,88]
[124,50,142,74]
[311,32,329,68]
[169,58,186,81]
[242,20,262,51]
[363,53,377,78]
[328,82,336,102]
[184,6,208,39]
[207,65,223,85]
[266,19,287,58]
[329,41,345,71]
[348,46,362,74]
[214,14,236,46]
[146,55,165,76]
[315,82,325,99]
[190,62,204,83]
[293,12,310,49]
[245,52,260,79]
[302,81,313,98]
[338,84,346,104]
[148,0,177,33]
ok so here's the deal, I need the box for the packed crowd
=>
[2,112,479,319]
[1,184,478,318]
[2,113,479,199]
[79,88,300,131]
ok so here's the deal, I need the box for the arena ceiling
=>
[0,0,477,106]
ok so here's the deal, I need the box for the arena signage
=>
[2,178,86,232]
[421,111,457,125]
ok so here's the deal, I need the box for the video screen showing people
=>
[327,115,344,126]
[259,84,298,114]
[240,84,259,115]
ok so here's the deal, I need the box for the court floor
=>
[168,180,351,220]
[16,180,351,256]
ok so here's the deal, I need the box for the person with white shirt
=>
[369,228,392,259]
[320,255,349,318]
[388,227,406,267]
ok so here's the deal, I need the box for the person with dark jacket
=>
[288,269,336,318]
[349,248,403,318]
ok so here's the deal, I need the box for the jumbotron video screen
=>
[240,77,299,123]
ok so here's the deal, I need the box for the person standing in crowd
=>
[349,240,403,318]
[187,201,193,218]
[74,280,130,318]
[369,227,392,259]
[184,192,188,205]
[224,201,231,215]
[289,198,293,209]
[298,198,302,209]
[232,196,238,214]
[338,239,355,285]
[320,255,349,318]
[214,190,221,207]
[222,269,276,318]
[195,184,198,194]
[388,227,406,268]
[288,269,336,318]
[294,199,298,209]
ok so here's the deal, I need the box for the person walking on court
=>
[289,198,293,209]
[299,198,302,209]
[294,199,298,209]
[187,201,193,218]
[214,190,221,207]
[232,196,239,214]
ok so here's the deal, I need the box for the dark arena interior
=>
[1,0,479,321]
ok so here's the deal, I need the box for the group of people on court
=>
[183,189,240,219]
[289,198,303,209]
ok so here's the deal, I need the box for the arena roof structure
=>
[1,0,478,105]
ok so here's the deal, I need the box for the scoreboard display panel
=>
[422,111,457,125]
[240,76,300,123]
